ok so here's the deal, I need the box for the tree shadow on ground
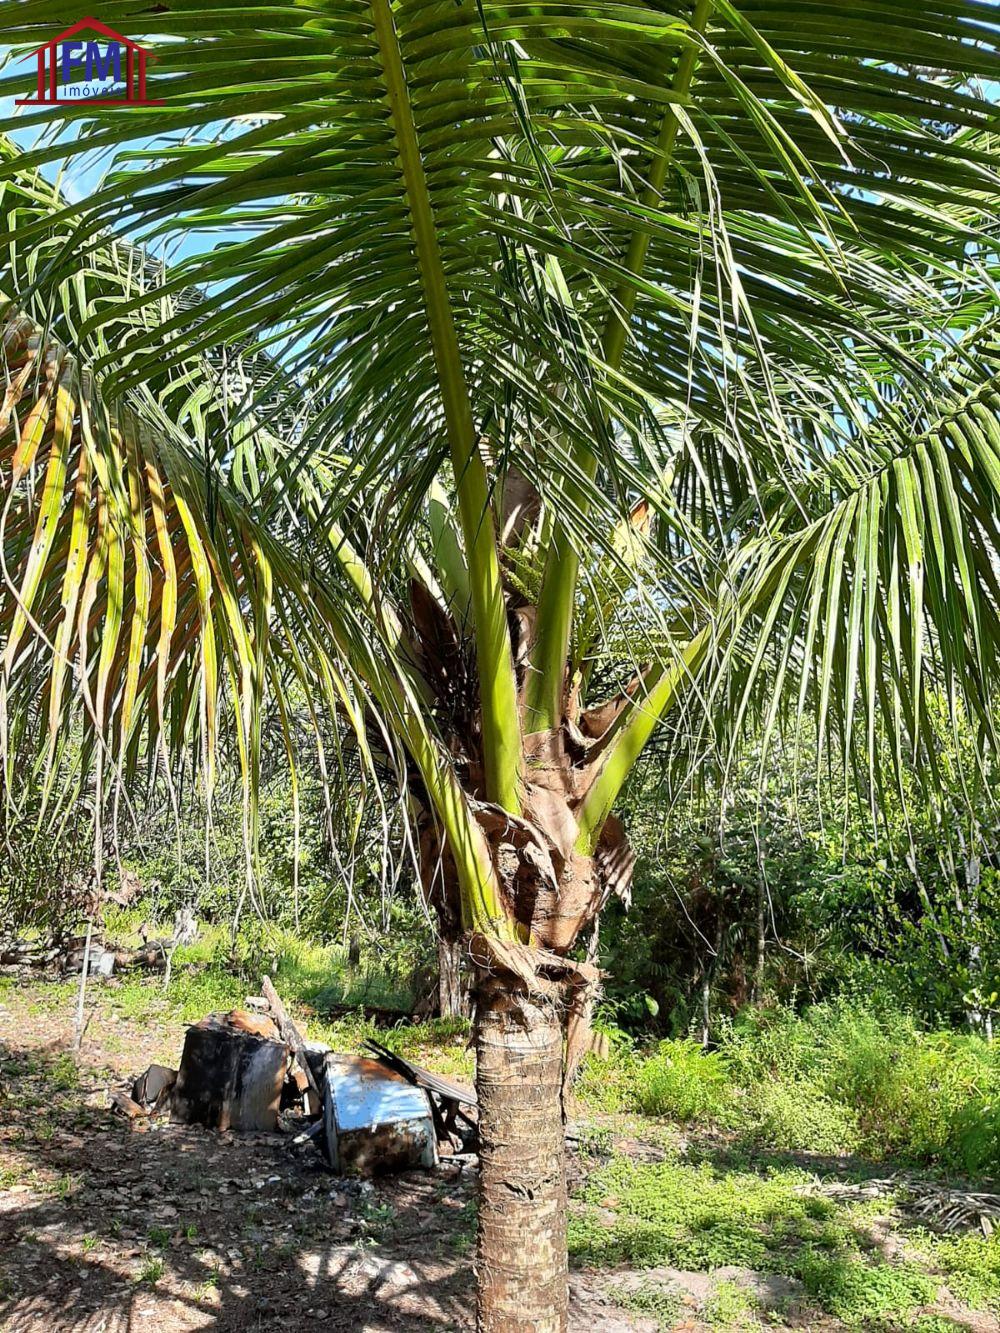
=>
[0,1042,476,1331]
[564,1120,995,1331]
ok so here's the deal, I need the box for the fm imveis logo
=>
[15,18,164,106]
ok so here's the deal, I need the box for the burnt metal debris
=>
[171,1011,289,1132]
[362,1038,478,1153]
[115,976,478,1178]
[320,1053,438,1175]
[131,1062,177,1113]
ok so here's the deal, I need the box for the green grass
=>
[797,1251,935,1326]
[569,1152,954,1327]
[703,1278,761,1329]
[308,1012,474,1081]
[722,1001,1000,1175]
[918,1231,1000,1314]
[738,1079,861,1155]
[569,1149,1000,1327]
[448,1197,478,1255]
[570,1153,851,1272]
[101,909,418,1014]
[633,1039,732,1121]
[135,1256,164,1286]
[90,912,464,1078]
[608,1280,683,1330]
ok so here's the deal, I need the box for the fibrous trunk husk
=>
[475,976,568,1333]
[438,934,468,1017]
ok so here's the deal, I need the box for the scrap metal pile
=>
[115,974,478,1178]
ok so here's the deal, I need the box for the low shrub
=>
[738,1080,861,1155]
[797,1251,936,1327]
[607,1281,682,1330]
[920,1232,1000,1313]
[703,1278,760,1328]
[580,998,1000,1174]
[569,1155,832,1271]
[634,1039,732,1121]
[575,1046,639,1114]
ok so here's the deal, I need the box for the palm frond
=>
[716,313,1000,795]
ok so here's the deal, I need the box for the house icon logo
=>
[15,18,164,106]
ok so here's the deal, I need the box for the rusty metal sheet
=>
[362,1038,476,1107]
[321,1053,438,1176]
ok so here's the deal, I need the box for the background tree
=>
[3,4,1000,1329]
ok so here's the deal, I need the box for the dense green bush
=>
[709,1000,1000,1173]
[731,1001,1000,1174]
[635,1040,732,1121]
[581,998,1000,1175]
[738,1081,860,1155]
[602,716,1000,1040]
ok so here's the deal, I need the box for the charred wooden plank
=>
[111,1089,148,1120]
[262,975,322,1114]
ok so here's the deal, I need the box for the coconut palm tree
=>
[3,4,1000,1327]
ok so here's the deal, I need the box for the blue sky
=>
[1,25,220,266]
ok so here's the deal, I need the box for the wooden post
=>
[72,919,94,1053]
[261,975,322,1114]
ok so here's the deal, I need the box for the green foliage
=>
[738,1081,860,1156]
[608,1281,683,1330]
[575,1037,639,1114]
[570,1154,835,1270]
[703,1279,760,1329]
[97,911,425,1024]
[48,1053,82,1093]
[725,1001,1000,1174]
[311,1012,474,1082]
[796,1252,936,1326]
[103,771,428,950]
[569,1153,973,1327]
[634,1040,732,1122]
[581,998,1000,1174]
[105,967,244,1027]
[0,782,94,932]
[605,714,1000,1043]
[920,1233,1000,1314]
[135,1257,164,1286]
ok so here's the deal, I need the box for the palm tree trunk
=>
[438,934,466,1018]
[474,978,567,1332]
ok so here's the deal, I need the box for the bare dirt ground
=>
[0,980,663,1333]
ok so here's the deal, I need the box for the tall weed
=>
[582,998,1000,1174]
